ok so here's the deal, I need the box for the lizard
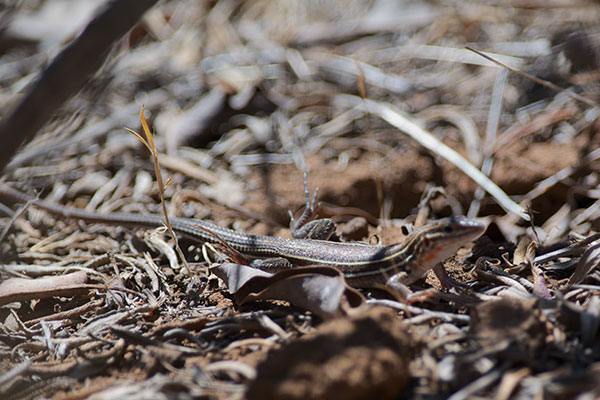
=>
[0,184,485,290]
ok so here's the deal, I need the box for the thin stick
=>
[466,46,600,108]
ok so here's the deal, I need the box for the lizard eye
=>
[443,225,454,233]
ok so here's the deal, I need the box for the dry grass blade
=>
[417,106,481,166]
[0,197,34,243]
[125,107,191,275]
[468,67,507,219]
[335,94,529,220]
[0,361,30,386]
[523,148,600,202]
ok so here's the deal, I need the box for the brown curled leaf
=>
[568,239,600,286]
[0,271,88,306]
[526,241,552,299]
[531,263,552,299]
[512,237,532,266]
[211,264,365,319]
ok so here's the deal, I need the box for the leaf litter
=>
[0,1,600,399]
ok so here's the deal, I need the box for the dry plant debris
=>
[1,1,600,399]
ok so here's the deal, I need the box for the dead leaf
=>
[531,263,552,299]
[523,241,552,299]
[0,271,88,306]
[211,263,364,319]
[568,239,600,286]
[513,237,532,266]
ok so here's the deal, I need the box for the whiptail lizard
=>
[0,185,485,289]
